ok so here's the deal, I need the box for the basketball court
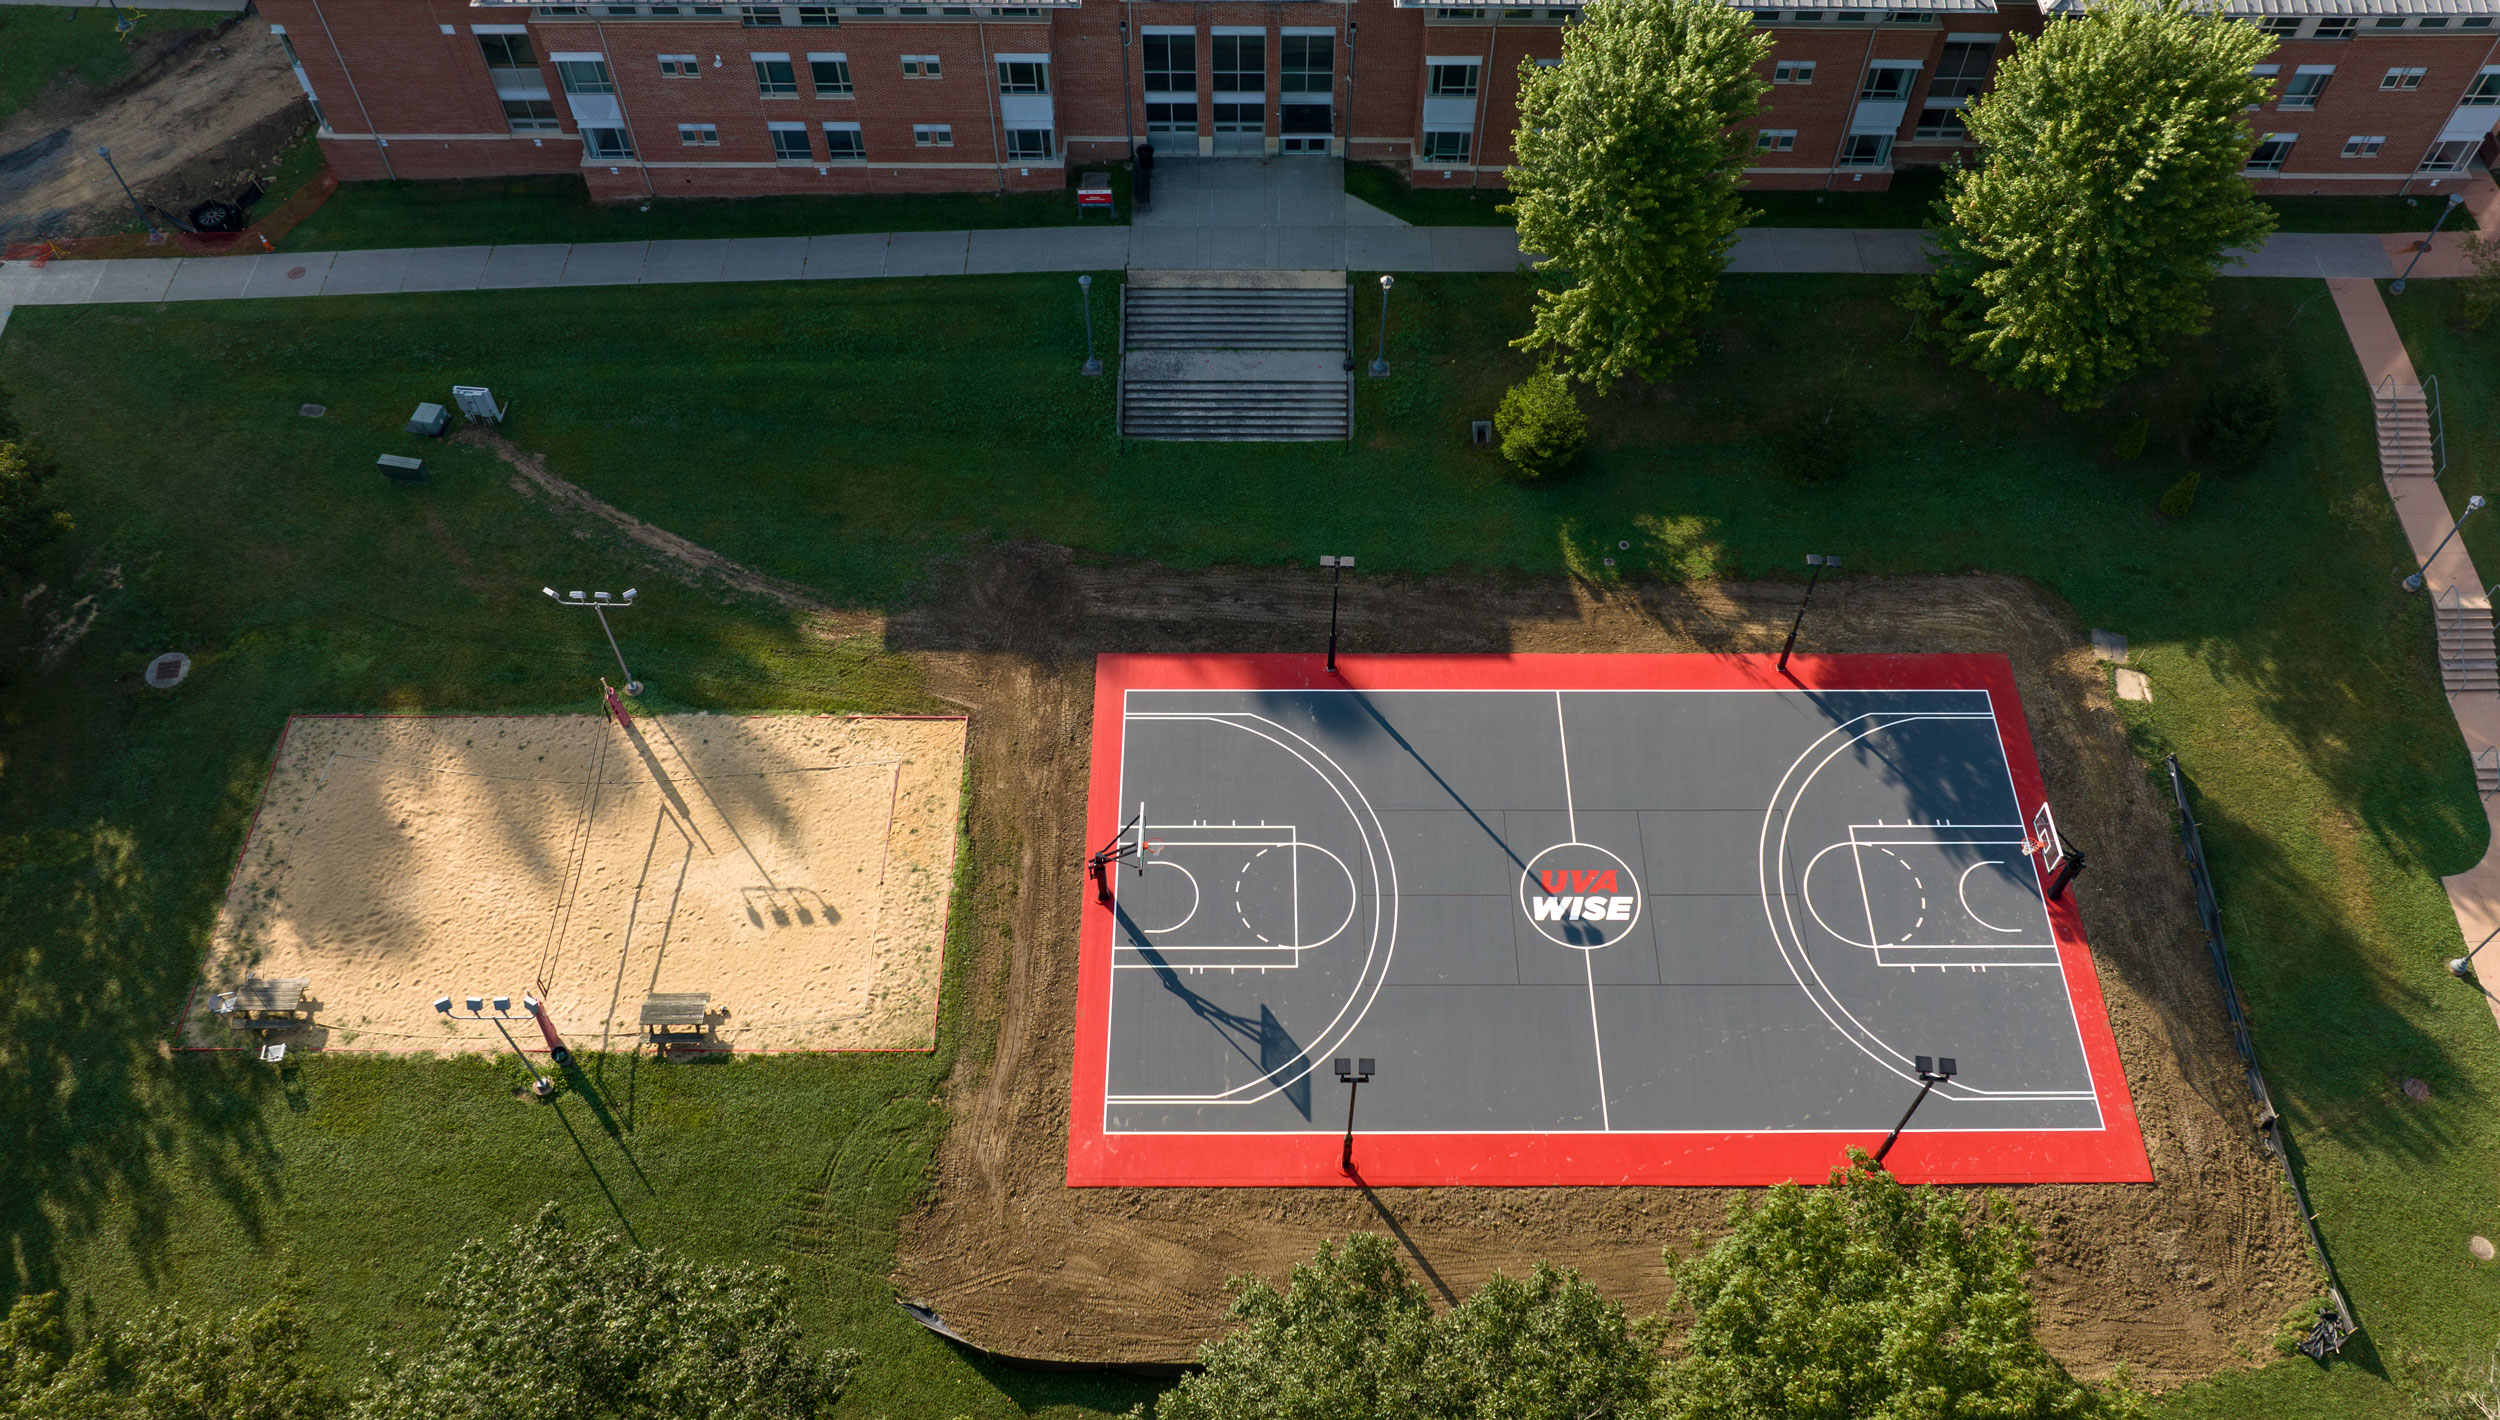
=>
[1068,653,2150,1187]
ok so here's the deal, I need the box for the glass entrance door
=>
[1211,33,1265,155]
[1278,34,1332,153]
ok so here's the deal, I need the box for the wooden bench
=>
[217,978,311,1030]
[641,993,712,1043]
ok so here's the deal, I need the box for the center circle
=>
[1519,841,1644,951]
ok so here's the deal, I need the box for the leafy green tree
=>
[1506,0,1771,387]
[0,1289,332,1420]
[1157,1233,1665,1420]
[1665,1153,2138,1420]
[1915,0,2276,408]
[352,1203,855,1420]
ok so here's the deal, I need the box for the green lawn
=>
[277,166,1130,253]
[0,4,234,127]
[3,270,2499,1417]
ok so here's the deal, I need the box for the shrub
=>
[1494,372,1587,479]
[2113,416,2150,462]
[1770,396,1861,484]
[2190,365,2284,475]
[2159,469,2202,519]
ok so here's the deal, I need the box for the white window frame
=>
[1004,125,1054,158]
[677,122,720,145]
[902,53,942,78]
[1755,127,1797,151]
[823,120,865,158]
[2341,134,2384,158]
[2469,67,2500,106]
[1420,128,1473,162]
[768,120,811,160]
[913,122,954,145]
[2280,66,2332,110]
[1774,60,1814,84]
[2381,66,2426,91]
[659,53,699,77]
[808,52,852,94]
[2246,132,2295,172]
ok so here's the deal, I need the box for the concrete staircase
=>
[2374,379,2439,480]
[1118,272,1351,441]
[2440,590,2500,698]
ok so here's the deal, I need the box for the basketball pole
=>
[1334,1056,1374,1176]
[1321,555,1355,675]
[1778,554,1840,675]
[1872,1055,1956,1167]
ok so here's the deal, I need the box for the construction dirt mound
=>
[0,13,309,243]
[884,546,2320,1390]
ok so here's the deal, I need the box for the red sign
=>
[1077,188,1114,208]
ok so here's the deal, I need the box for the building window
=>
[1791,10,1822,19]
[2279,70,2330,109]
[1428,60,1480,96]
[1212,100,1260,132]
[2342,135,2384,158]
[1146,101,1197,134]
[810,54,852,93]
[2423,16,2451,27]
[1858,64,1914,101]
[798,4,838,22]
[2421,138,2477,171]
[2314,16,2355,37]
[2373,15,2405,26]
[2381,67,2426,91]
[503,98,560,130]
[1929,39,1994,99]
[743,4,784,23]
[2467,69,2500,106]
[1005,126,1054,157]
[2245,134,2293,171]
[1774,60,1813,83]
[1838,132,1891,165]
[902,54,941,78]
[770,123,811,159]
[581,126,636,158]
[604,5,635,15]
[1914,103,1966,139]
[913,122,953,145]
[1143,33,1194,91]
[658,53,698,77]
[2470,17,2493,27]
[1281,35,1331,94]
[1421,129,1472,162]
[992,7,1042,15]
[1212,34,1264,91]
[997,59,1049,93]
[2257,15,2299,35]
[754,55,798,95]
[1754,128,1796,152]
[1434,8,1483,18]
[678,122,720,144]
[557,58,615,94]
[824,121,864,157]
[479,33,539,69]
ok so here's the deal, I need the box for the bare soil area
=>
[884,545,2318,1388]
[183,712,965,1055]
[0,16,307,242]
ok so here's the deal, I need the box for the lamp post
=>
[1078,274,1103,377]
[437,994,558,1098]
[543,586,642,695]
[1369,275,1394,378]
[1777,554,1841,675]
[2404,495,2485,592]
[1872,1055,1956,1166]
[1334,1055,1375,1176]
[96,146,157,237]
[2391,191,2467,296]
[1320,554,1355,674]
[2450,923,2500,981]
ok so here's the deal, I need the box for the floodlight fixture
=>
[435,996,453,1014]
[492,996,512,1014]
[465,996,484,1014]
[546,584,645,695]
[542,587,558,600]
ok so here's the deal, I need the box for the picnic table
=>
[641,993,713,1043]
[215,978,311,1031]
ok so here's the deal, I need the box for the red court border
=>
[1068,653,2152,1188]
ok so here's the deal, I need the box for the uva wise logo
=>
[1529,869,1635,922]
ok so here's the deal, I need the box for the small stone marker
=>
[377,453,428,482]
[2115,668,2153,703]
[2404,1076,2431,1102]
[299,403,325,418]
[2091,628,2128,663]
[145,652,190,689]
[2474,1236,2496,1261]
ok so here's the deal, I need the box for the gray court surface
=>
[1102,687,2104,1138]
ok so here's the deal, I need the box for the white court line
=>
[1554,691,1609,1130]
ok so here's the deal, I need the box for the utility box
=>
[407,402,450,437]
[377,454,428,482]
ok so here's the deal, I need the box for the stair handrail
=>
[2426,374,2448,481]
[1114,280,1129,441]
[2437,582,2461,616]
[2480,746,2499,798]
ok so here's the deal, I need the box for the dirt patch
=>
[0,17,308,242]
[883,546,2316,1388]
[183,712,965,1055]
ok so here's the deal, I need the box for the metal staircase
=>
[1117,272,1352,441]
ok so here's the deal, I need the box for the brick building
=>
[257,0,2500,200]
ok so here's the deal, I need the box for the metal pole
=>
[2392,192,2467,295]
[1327,563,1343,672]
[96,147,157,235]
[592,606,642,695]
[1369,275,1393,377]
[2451,922,2500,979]
[1080,274,1102,377]
[1778,562,1824,673]
[1339,1076,1361,1175]
[490,1015,556,1096]
[2405,494,2485,592]
[1871,1076,1937,1165]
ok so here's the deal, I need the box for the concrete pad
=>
[556,241,648,287]
[1430,228,1527,272]
[802,233,890,279]
[1126,226,1203,270]
[1194,225,1274,269]
[1273,190,1345,226]
[22,263,105,305]
[1203,190,1269,228]
[1270,226,1347,272]
[323,247,416,295]
[88,259,180,304]
[2114,668,2152,703]
[1854,229,1934,274]
[1342,193,1409,228]
[242,251,337,298]
[398,246,492,292]
[1343,227,1427,271]
[642,238,730,284]
[164,256,261,302]
[2090,629,2128,664]
[966,226,1126,273]
[478,244,573,289]
[719,236,807,282]
[884,230,969,276]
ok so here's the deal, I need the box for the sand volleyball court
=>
[183,712,966,1054]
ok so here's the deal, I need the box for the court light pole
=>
[1078,274,1103,377]
[1872,1055,1955,1167]
[438,994,557,1098]
[2450,922,2500,980]
[2404,495,2484,593]
[543,586,642,695]
[1777,554,1841,674]
[1334,1056,1375,1176]
[1369,275,1394,378]
[2391,191,2467,296]
[1321,554,1355,674]
[96,146,157,237]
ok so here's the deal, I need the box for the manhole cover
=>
[2404,1076,2432,1102]
[146,652,191,688]
[2473,1236,2494,1261]
[287,265,307,279]
[299,403,325,417]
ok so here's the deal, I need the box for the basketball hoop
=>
[1142,839,1167,857]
